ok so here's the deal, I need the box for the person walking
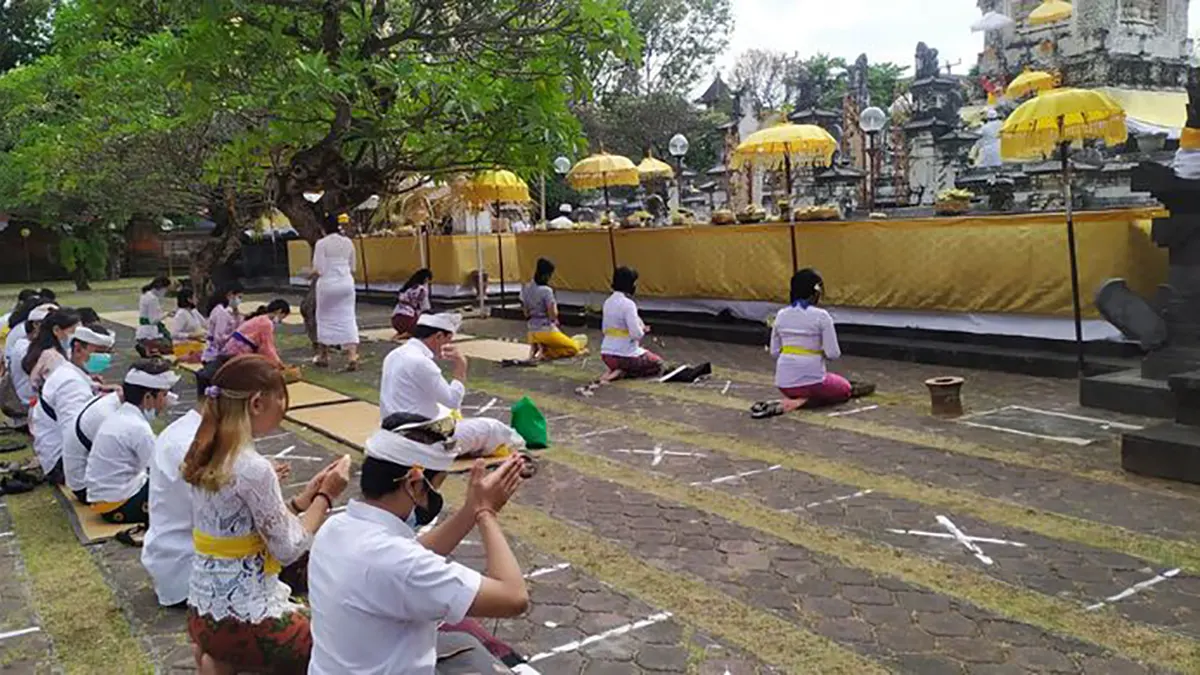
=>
[311,214,361,371]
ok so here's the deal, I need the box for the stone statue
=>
[1098,66,1200,377]
[849,54,871,110]
[915,42,940,80]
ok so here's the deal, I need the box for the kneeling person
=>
[380,312,525,458]
[308,409,529,674]
[85,360,179,524]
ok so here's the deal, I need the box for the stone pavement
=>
[0,296,1198,673]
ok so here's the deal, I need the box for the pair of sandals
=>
[311,357,360,372]
[751,381,878,419]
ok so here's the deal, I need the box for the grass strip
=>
[5,489,153,674]
[536,445,1200,673]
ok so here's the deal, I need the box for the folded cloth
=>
[510,397,548,449]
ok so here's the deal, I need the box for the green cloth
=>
[510,396,548,449]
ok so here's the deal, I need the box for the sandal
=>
[849,381,877,399]
[518,452,539,479]
[115,523,148,548]
[751,400,786,419]
[575,382,600,398]
[343,360,360,373]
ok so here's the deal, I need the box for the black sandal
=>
[751,400,786,419]
[115,523,148,548]
[518,452,539,479]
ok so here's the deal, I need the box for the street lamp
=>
[668,133,689,210]
[553,156,571,175]
[859,106,887,211]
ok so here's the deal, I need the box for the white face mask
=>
[165,392,180,407]
[142,408,158,422]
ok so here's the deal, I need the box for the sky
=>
[717,0,1200,79]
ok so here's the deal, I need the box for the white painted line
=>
[0,626,40,641]
[936,515,994,566]
[544,414,575,423]
[1085,568,1181,611]
[720,380,731,396]
[0,531,13,539]
[611,447,706,464]
[526,563,571,579]
[692,465,782,486]
[789,489,874,512]
[658,365,688,383]
[527,612,673,663]
[827,405,879,418]
[886,529,1027,548]
[1007,405,1143,431]
[476,398,499,416]
[258,432,291,442]
[575,426,626,440]
[957,420,1094,446]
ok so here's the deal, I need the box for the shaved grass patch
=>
[537,445,1200,673]
[4,490,152,674]
[436,480,890,675]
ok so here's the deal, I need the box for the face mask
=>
[405,478,444,527]
[230,297,242,309]
[142,408,158,422]
[165,392,180,407]
[84,352,112,374]
[59,332,75,353]
[272,316,283,326]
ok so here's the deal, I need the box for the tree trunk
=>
[72,265,91,291]
[191,195,243,311]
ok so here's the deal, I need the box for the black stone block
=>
[1121,423,1200,485]
[1080,370,1176,419]
[1168,370,1200,427]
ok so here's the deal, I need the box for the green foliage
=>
[577,92,723,173]
[597,0,732,97]
[57,230,112,280]
[0,0,54,73]
[731,50,908,115]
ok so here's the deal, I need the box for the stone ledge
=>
[1121,423,1200,484]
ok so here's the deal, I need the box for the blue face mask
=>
[84,352,113,374]
[59,334,74,354]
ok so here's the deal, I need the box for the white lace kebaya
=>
[187,445,312,623]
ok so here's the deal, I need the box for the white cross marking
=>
[270,445,324,462]
[527,612,673,663]
[575,426,626,440]
[886,529,1027,548]
[787,489,874,512]
[525,563,571,579]
[827,405,879,417]
[611,447,706,465]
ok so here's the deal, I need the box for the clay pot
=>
[924,376,964,417]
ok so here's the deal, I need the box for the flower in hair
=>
[204,385,221,399]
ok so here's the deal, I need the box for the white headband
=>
[416,312,462,334]
[29,304,58,322]
[365,429,457,471]
[73,326,114,349]
[124,368,180,390]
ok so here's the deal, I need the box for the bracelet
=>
[288,497,301,513]
[313,492,334,510]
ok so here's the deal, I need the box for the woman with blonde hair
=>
[183,355,350,675]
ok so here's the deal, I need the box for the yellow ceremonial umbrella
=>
[465,170,531,310]
[637,155,675,181]
[1001,87,1127,375]
[1006,70,1057,99]
[567,153,640,268]
[732,123,838,269]
[1027,0,1072,25]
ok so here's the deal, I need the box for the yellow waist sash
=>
[781,345,823,356]
[88,501,125,515]
[193,529,282,576]
[603,328,630,338]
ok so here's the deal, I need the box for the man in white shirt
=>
[547,203,574,230]
[380,313,524,457]
[85,360,179,524]
[5,302,57,429]
[63,391,122,503]
[141,375,205,607]
[39,325,116,491]
[308,408,529,675]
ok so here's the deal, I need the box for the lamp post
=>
[859,106,887,211]
[668,133,689,210]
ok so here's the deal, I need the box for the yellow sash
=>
[603,328,630,338]
[88,501,125,515]
[193,529,282,576]
[781,345,823,356]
